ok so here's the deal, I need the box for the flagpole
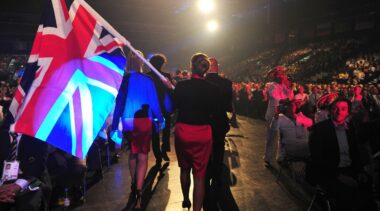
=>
[80,0,175,89]
[125,43,175,90]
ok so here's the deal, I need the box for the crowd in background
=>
[0,35,379,210]
[223,38,380,85]
[233,81,380,121]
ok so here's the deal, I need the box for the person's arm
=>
[148,80,164,126]
[111,78,127,131]
[110,77,127,144]
[172,82,181,112]
[270,116,280,131]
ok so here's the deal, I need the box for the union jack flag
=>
[9,0,127,159]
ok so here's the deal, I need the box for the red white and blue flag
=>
[9,0,127,159]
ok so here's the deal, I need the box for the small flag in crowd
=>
[9,0,127,159]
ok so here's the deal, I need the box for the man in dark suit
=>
[0,119,51,211]
[147,53,173,164]
[204,57,233,210]
[308,97,376,210]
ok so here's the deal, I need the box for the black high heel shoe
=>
[134,190,142,210]
[182,200,191,210]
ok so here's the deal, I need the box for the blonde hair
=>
[126,50,144,72]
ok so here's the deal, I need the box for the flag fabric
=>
[9,0,127,159]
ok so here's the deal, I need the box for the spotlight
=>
[197,0,215,14]
[207,20,218,32]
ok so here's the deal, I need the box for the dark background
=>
[0,0,378,71]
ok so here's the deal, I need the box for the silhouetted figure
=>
[147,53,173,164]
[204,57,233,211]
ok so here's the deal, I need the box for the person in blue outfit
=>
[110,50,163,209]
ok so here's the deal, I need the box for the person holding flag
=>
[110,50,163,209]
[147,53,173,165]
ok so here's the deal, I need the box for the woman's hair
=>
[126,50,144,72]
[190,53,210,76]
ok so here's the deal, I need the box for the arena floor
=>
[74,116,307,211]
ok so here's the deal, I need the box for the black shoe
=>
[134,190,142,210]
[182,200,191,210]
[162,152,170,161]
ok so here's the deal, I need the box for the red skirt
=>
[124,118,152,154]
[175,122,212,178]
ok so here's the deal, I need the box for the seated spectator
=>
[0,131,51,211]
[271,99,312,162]
[308,97,377,210]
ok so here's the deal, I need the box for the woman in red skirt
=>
[173,53,220,211]
[111,50,163,209]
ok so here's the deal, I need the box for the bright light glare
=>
[207,20,218,32]
[197,0,215,14]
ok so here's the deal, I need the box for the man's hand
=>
[162,78,174,89]
[0,183,21,203]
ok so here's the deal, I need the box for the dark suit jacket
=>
[0,130,49,183]
[308,119,362,185]
[205,73,233,134]
[0,129,51,211]
[146,71,173,115]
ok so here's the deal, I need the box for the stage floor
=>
[74,116,306,211]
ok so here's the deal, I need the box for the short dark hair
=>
[329,97,351,113]
[149,53,167,70]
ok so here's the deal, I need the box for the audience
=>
[0,36,379,210]
[271,99,312,162]
[308,97,377,210]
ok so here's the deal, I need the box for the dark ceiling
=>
[0,0,377,69]
[1,0,267,68]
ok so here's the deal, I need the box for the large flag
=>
[9,0,127,159]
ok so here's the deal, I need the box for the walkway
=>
[74,116,307,211]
